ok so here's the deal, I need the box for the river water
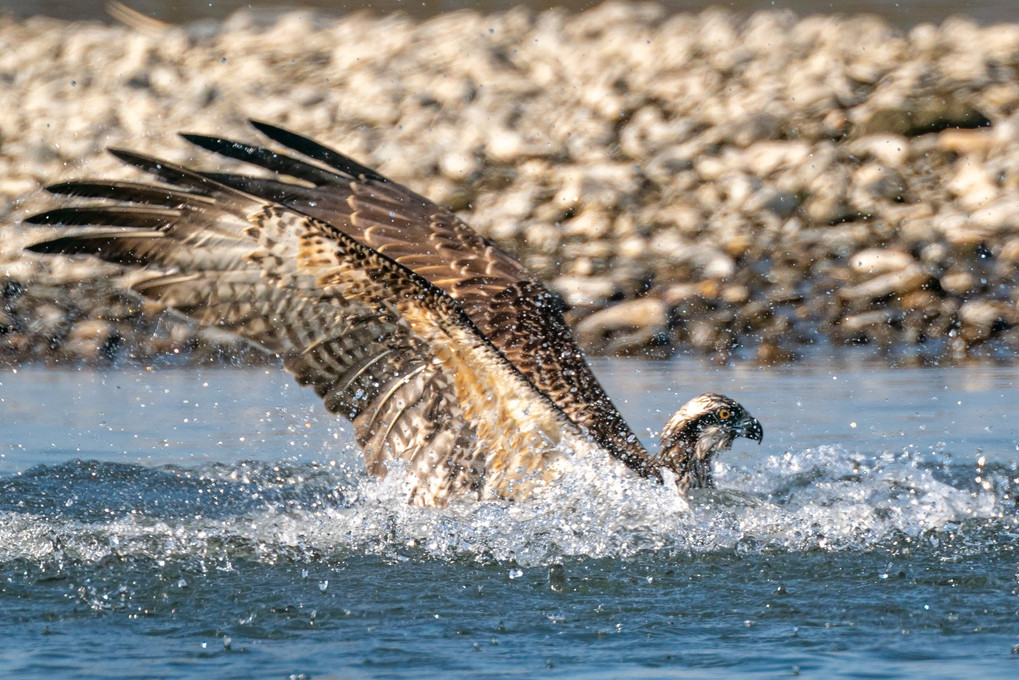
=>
[4,0,1019,28]
[0,358,1017,677]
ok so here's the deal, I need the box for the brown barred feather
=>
[25,156,580,505]
[23,122,762,501]
[181,122,657,476]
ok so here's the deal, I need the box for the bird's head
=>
[658,392,762,492]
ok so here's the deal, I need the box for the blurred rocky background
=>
[3,1,1019,366]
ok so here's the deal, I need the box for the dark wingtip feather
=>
[107,147,196,179]
[25,240,58,253]
[105,147,247,200]
[179,130,340,186]
[46,181,87,196]
[108,147,169,173]
[26,232,160,266]
[248,119,304,146]
[44,180,208,207]
[24,206,179,228]
[248,119,391,184]
[25,236,101,255]
[179,132,244,157]
[179,132,212,148]
[248,119,284,136]
[25,209,61,225]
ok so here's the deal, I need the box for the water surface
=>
[1,358,1017,678]
[4,0,1019,28]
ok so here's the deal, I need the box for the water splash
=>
[0,444,1014,569]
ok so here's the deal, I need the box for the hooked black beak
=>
[737,416,764,444]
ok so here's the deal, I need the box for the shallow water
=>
[1,358,1018,678]
[5,0,1019,28]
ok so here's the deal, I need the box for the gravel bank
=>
[3,2,1019,366]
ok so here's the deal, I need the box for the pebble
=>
[848,134,909,168]
[64,319,119,361]
[958,300,1012,342]
[849,248,916,275]
[3,4,1019,364]
[574,298,668,355]
[550,275,620,310]
[839,265,931,302]
[940,271,975,296]
[938,128,997,156]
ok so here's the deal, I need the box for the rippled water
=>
[1,358,1018,677]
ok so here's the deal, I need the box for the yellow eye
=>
[718,408,731,421]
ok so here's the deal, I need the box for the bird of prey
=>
[24,121,763,506]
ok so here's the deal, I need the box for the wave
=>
[0,444,1014,568]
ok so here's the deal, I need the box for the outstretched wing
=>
[26,152,579,505]
[179,121,655,475]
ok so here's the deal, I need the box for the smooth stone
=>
[838,264,930,301]
[574,298,668,355]
[856,94,990,137]
[550,275,620,309]
[958,300,1010,329]
[940,271,975,296]
[848,134,909,168]
[849,247,915,275]
[938,128,996,156]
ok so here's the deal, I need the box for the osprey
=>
[24,121,763,505]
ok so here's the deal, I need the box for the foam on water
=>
[1,442,1014,569]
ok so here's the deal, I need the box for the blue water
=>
[4,0,1019,27]
[1,358,1018,678]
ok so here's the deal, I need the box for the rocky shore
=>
[4,2,1019,366]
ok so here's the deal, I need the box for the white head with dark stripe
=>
[659,393,763,492]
